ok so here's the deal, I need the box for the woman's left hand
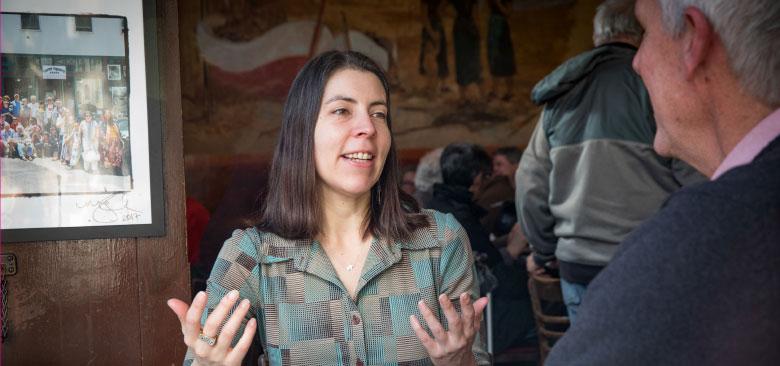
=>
[410,293,489,366]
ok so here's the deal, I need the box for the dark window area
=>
[20,14,40,30]
[75,16,92,32]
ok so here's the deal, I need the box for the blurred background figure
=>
[400,164,417,196]
[413,147,444,207]
[429,142,537,355]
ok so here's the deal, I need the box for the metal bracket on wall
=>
[1,253,17,343]
[2,253,17,276]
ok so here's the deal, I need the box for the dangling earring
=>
[376,185,382,204]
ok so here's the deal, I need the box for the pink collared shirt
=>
[711,108,780,180]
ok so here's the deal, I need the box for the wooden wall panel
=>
[3,239,142,365]
[139,0,190,363]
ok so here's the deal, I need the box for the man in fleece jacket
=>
[516,0,703,323]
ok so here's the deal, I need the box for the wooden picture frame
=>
[0,0,165,242]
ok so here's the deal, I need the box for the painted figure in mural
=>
[169,51,491,366]
[419,0,449,94]
[487,0,516,101]
[450,0,483,105]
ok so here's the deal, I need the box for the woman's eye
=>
[371,111,387,120]
[333,108,349,116]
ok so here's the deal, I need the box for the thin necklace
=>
[344,239,371,272]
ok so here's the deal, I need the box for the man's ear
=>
[682,6,714,80]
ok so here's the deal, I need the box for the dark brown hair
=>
[257,51,428,241]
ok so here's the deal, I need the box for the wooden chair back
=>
[527,273,570,364]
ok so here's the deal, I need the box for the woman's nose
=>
[353,110,376,137]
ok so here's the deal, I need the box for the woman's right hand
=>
[167,290,257,366]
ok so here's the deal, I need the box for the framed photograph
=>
[1,0,165,242]
[107,64,122,81]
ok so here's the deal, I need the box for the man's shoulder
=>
[696,142,780,210]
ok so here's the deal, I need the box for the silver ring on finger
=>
[198,331,218,346]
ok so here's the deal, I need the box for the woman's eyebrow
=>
[324,95,356,104]
[324,95,387,107]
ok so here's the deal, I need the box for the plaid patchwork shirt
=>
[184,209,489,366]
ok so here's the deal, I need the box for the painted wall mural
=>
[179,0,600,157]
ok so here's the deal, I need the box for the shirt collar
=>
[711,108,780,180]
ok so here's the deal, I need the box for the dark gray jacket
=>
[546,135,780,365]
[516,43,703,284]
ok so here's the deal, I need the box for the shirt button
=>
[352,314,361,325]
[356,359,364,366]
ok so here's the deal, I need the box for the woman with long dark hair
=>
[168,51,489,366]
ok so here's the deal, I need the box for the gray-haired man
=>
[516,0,703,323]
[546,0,780,363]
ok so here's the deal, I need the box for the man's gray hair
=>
[659,0,780,107]
[593,0,644,46]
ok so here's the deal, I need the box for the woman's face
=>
[313,68,391,200]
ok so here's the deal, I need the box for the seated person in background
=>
[491,146,522,189]
[475,146,523,242]
[429,143,500,268]
[168,51,490,366]
[429,142,537,354]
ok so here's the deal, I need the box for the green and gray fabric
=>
[184,209,489,366]
[516,43,705,283]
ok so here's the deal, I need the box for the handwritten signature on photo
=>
[77,193,142,224]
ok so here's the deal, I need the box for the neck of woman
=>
[318,189,372,249]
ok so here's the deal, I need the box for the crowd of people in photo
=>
[0,93,125,175]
